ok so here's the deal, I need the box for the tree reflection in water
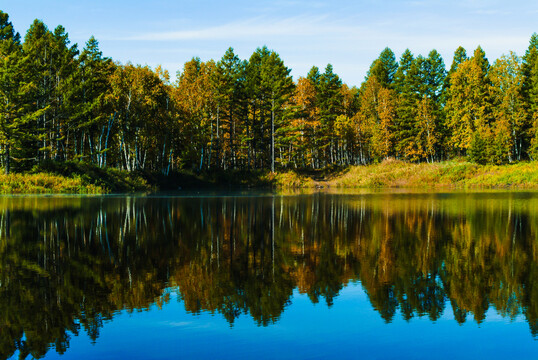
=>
[0,193,537,359]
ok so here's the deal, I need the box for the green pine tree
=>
[72,36,115,164]
[317,64,343,166]
[0,11,25,173]
[367,47,398,88]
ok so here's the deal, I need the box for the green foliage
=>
[2,9,538,187]
[392,49,446,161]
[367,47,398,87]
[0,11,27,174]
[468,132,488,165]
[489,53,528,162]
[445,49,492,155]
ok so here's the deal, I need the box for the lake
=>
[1,191,537,359]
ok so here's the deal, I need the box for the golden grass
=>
[0,173,104,194]
[272,159,538,189]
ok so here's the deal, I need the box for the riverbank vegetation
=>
[271,159,538,189]
[1,11,538,191]
[2,158,538,194]
[0,172,103,194]
[0,161,150,194]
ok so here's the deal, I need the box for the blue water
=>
[36,286,535,360]
[1,192,538,359]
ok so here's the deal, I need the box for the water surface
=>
[1,191,538,359]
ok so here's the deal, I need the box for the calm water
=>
[1,191,538,359]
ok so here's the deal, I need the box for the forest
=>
[1,10,538,176]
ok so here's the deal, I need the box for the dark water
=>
[1,191,538,359]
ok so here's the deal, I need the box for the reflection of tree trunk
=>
[272,196,275,278]
[260,201,265,278]
[252,201,258,271]
[512,213,518,278]
[217,200,220,268]
[230,199,235,265]
[245,201,251,272]
[0,208,10,239]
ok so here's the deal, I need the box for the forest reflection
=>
[1,193,538,359]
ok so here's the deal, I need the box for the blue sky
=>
[3,0,538,86]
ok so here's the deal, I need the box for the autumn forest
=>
[1,11,538,176]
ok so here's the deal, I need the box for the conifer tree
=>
[367,48,398,88]
[0,11,24,173]
[523,33,538,107]
[214,47,245,169]
[445,47,491,158]
[305,66,323,167]
[392,50,445,161]
[420,50,446,160]
[245,49,264,168]
[246,47,293,171]
[317,64,343,165]
[259,49,293,172]
[393,49,414,93]
[523,34,538,158]
[21,20,53,162]
[442,47,468,103]
[424,50,446,102]
[73,36,115,165]
[393,49,414,157]
[48,25,79,161]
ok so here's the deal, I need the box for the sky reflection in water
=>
[1,192,538,359]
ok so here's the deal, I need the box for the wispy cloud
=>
[115,15,351,42]
[5,0,538,87]
[111,10,528,51]
[93,0,538,86]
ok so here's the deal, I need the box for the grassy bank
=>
[0,173,105,194]
[2,159,538,194]
[0,161,151,194]
[271,159,538,189]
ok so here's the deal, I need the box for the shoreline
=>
[271,159,538,190]
[2,159,538,194]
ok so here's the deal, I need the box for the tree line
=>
[1,11,538,175]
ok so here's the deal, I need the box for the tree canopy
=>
[1,10,538,174]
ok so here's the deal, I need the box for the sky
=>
[3,0,538,86]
